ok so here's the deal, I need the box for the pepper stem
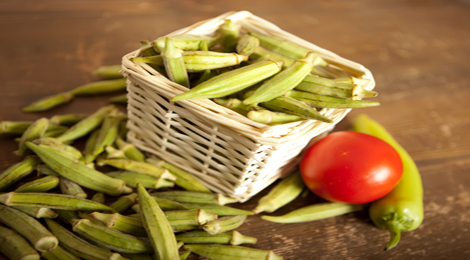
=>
[385,219,402,250]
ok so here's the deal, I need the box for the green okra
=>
[182,51,249,72]
[50,113,89,126]
[105,145,127,159]
[92,65,123,79]
[12,206,59,219]
[69,78,127,96]
[45,219,128,260]
[55,210,79,224]
[91,192,106,204]
[59,177,87,199]
[56,105,116,143]
[137,183,180,259]
[72,218,153,254]
[295,81,378,99]
[132,55,164,66]
[0,192,115,212]
[247,110,303,125]
[334,76,372,86]
[89,212,148,237]
[84,129,100,164]
[97,158,175,180]
[109,94,128,104]
[195,69,219,86]
[261,202,364,223]
[176,230,257,245]
[107,171,174,189]
[180,250,191,260]
[92,111,124,156]
[32,137,84,163]
[171,60,283,101]
[139,40,159,57]
[15,117,49,156]
[151,191,237,205]
[236,34,260,56]
[181,202,254,216]
[260,96,332,123]
[22,92,74,112]
[153,197,188,211]
[0,225,40,260]
[15,175,59,193]
[217,20,239,53]
[146,158,211,193]
[253,171,305,214]
[184,244,283,260]
[116,137,146,162]
[41,245,80,260]
[0,121,65,135]
[165,209,217,226]
[121,253,152,260]
[37,164,60,177]
[27,142,132,196]
[213,98,251,116]
[41,127,69,138]
[0,156,40,191]
[153,34,218,52]
[285,90,381,108]
[162,37,190,88]
[109,193,138,213]
[127,211,204,232]
[0,204,58,252]
[203,215,247,235]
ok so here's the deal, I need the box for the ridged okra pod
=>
[50,113,89,125]
[162,37,190,88]
[92,65,123,79]
[59,177,87,198]
[27,142,132,196]
[91,192,106,204]
[132,55,164,66]
[32,137,85,163]
[217,19,239,53]
[41,245,80,260]
[153,197,188,211]
[44,219,128,260]
[89,212,148,237]
[181,202,254,216]
[15,117,49,156]
[151,191,237,205]
[182,51,248,72]
[146,158,211,193]
[109,94,128,104]
[72,218,153,254]
[15,175,59,193]
[260,96,332,123]
[171,60,283,101]
[176,230,257,245]
[247,110,303,125]
[285,90,380,108]
[84,129,100,163]
[0,121,35,135]
[261,202,364,223]
[213,98,251,116]
[236,34,260,56]
[109,193,138,213]
[0,192,114,212]
[0,225,40,260]
[12,206,58,218]
[295,81,378,99]
[184,244,283,260]
[69,78,127,96]
[56,105,115,143]
[153,34,218,52]
[0,204,58,252]
[107,171,174,189]
[98,158,175,180]
[243,52,315,105]
[92,111,124,156]
[0,156,40,191]
[116,137,145,162]
[203,215,247,235]
[137,183,180,259]
[22,92,74,112]
[253,171,305,214]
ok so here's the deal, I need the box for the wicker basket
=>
[121,11,375,202]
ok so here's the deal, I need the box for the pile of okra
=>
[133,19,380,125]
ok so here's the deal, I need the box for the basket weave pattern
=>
[121,11,375,201]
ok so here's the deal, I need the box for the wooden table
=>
[1,0,469,259]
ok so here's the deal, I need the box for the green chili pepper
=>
[352,114,424,250]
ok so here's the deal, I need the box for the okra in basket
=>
[132,19,380,125]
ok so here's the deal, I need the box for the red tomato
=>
[300,131,403,204]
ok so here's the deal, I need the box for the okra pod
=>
[176,230,257,245]
[41,245,80,260]
[151,191,237,205]
[0,225,40,260]
[12,206,59,219]
[107,171,174,189]
[32,137,84,163]
[110,94,128,104]
[260,96,332,123]
[162,37,190,88]
[109,193,138,213]
[247,110,303,125]
[146,158,211,193]
[116,137,146,162]
[15,175,59,193]
[139,40,159,56]
[180,203,254,216]
[213,98,251,116]
[203,215,247,235]
[84,129,100,164]
[0,156,40,191]
[72,218,153,254]
[121,253,152,260]
[45,218,128,260]
[59,177,87,199]
[0,204,58,252]
[236,34,260,56]
[0,121,36,135]
[37,164,60,177]
[243,52,315,105]
[15,117,49,156]
[98,158,175,180]
[92,65,123,79]
[285,90,380,108]
[22,92,74,112]
[27,142,132,196]
[132,55,164,66]
[182,51,249,72]
[180,250,191,260]
[261,202,364,223]
[171,60,283,101]
[217,20,239,53]
[153,197,188,211]
[89,212,148,237]
[91,192,106,204]
[127,211,204,233]
[0,192,115,212]
[153,34,218,52]
[137,183,180,259]
[253,171,305,214]
[69,78,127,96]
[92,111,124,156]
[49,113,90,126]
[55,210,79,225]
[184,244,283,260]
[56,105,116,143]
[295,81,378,99]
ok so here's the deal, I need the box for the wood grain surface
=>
[1,0,469,259]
